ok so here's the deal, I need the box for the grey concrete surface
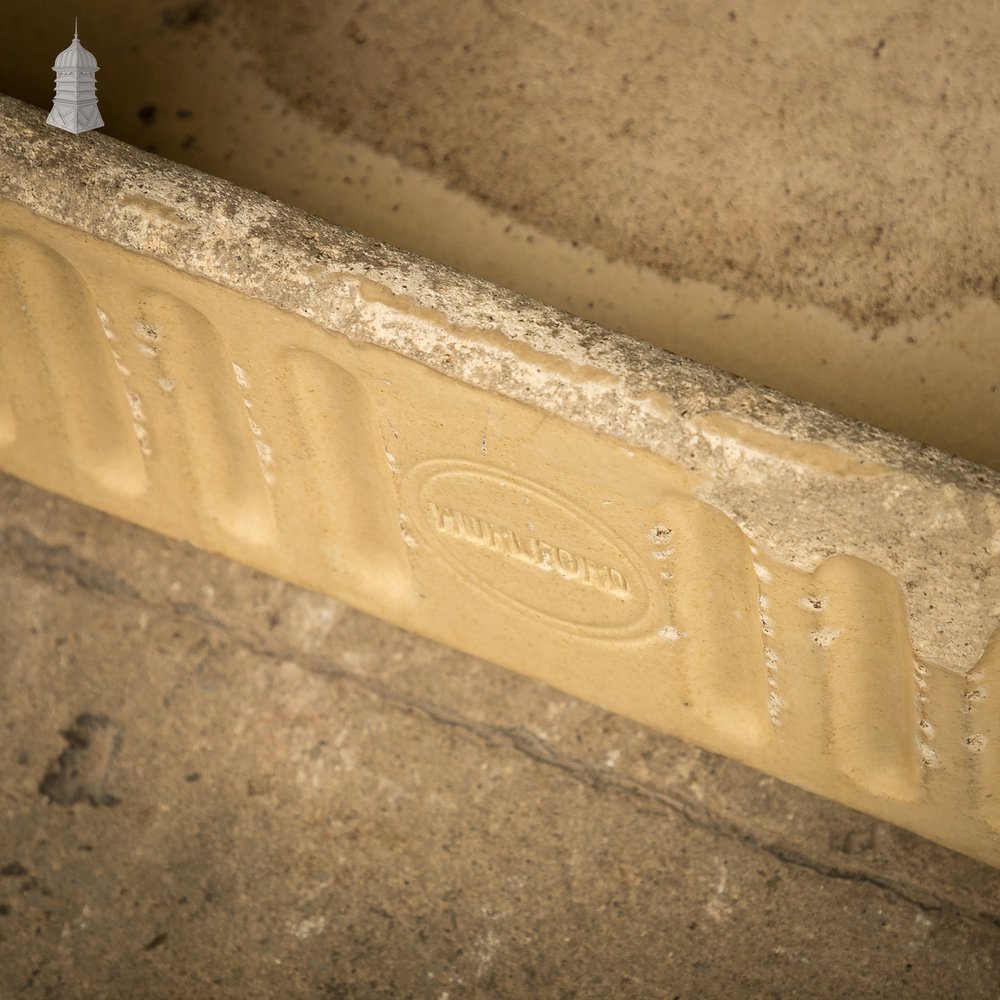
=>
[2,470,1000,998]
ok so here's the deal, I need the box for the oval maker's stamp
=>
[405,459,652,638]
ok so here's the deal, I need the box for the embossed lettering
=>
[425,501,630,597]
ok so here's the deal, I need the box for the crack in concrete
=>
[4,522,1000,932]
[321,677,959,917]
[170,614,1000,927]
[2,526,139,600]
[252,644,1000,926]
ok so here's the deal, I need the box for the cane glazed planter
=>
[2,93,1000,865]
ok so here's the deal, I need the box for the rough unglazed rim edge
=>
[0,93,996,498]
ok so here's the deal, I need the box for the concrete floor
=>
[2,472,1000,997]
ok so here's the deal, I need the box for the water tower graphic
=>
[46,19,104,134]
